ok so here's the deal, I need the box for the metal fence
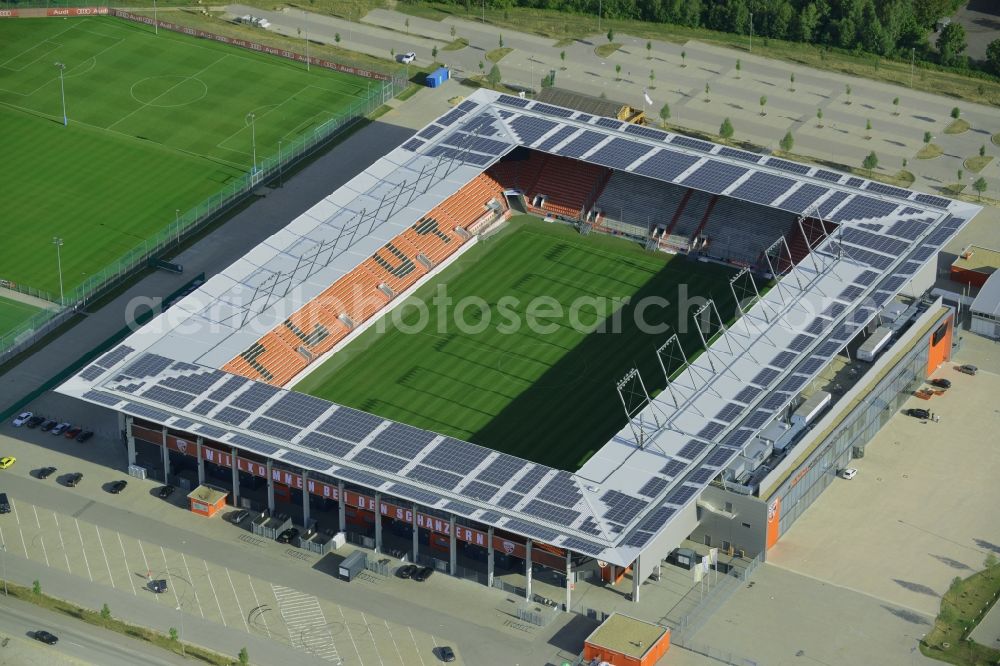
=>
[0,46,407,366]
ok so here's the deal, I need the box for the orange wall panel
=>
[766,496,782,550]
[927,315,953,377]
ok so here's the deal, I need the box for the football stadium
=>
[59,88,981,609]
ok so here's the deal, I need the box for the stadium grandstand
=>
[59,89,981,609]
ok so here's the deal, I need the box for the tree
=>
[902,158,908,169]
[980,145,987,158]
[487,63,501,86]
[560,50,566,68]
[334,32,340,43]
[973,176,987,200]
[615,63,621,80]
[607,28,614,44]
[450,24,457,38]
[101,603,111,620]
[958,168,964,181]
[719,118,734,139]
[759,95,767,116]
[478,60,484,72]
[735,59,742,78]
[659,102,670,127]
[937,22,967,67]
[789,72,795,91]
[681,50,686,67]
[498,34,504,49]
[404,18,410,34]
[865,118,872,139]
[892,97,899,115]
[32,580,41,595]
[704,82,710,101]
[239,647,250,666]
[169,627,179,642]
[987,39,1000,75]
[390,47,395,59]
[649,69,655,85]
[432,45,438,60]
[816,108,823,127]
[986,552,999,570]
[862,151,878,177]
[780,130,794,153]
[646,40,652,59]
[845,84,852,105]
[924,130,933,144]
[951,106,961,119]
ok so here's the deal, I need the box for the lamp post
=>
[176,605,185,656]
[598,0,602,32]
[54,62,67,126]
[175,209,181,244]
[246,112,257,175]
[52,237,64,306]
[749,11,753,53]
[278,140,283,187]
[2,543,7,597]
[153,0,158,35]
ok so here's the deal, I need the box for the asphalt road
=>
[0,594,188,666]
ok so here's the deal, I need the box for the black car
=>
[76,430,94,443]
[40,420,57,432]
[397,564,418,579]
[276,528,299,544]
[930,378,952,389]
[413,566,434,582]
[37,467,57,480]
[158,485,175,499]
[66,472,83,487]
[109,480,128,494]
[33,630,58,645]
[906,408,931,420]
[437,646,456,662]
[0,493,9,514]
[150,579,168,594]
[26,415,46,429]
[229,509,250,524]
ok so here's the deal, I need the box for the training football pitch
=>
[296,216,738,470]
[0,17,371,297]
[0,296,42,340]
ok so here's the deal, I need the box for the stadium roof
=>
[58,89,981,566]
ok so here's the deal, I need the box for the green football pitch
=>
[296,217,738,471]
[0,296,42,339]
[0,17,371,297]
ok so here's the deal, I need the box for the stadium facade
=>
[58,89,980,607]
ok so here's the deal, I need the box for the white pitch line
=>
[116,532,137,596]
[95,526,116,589]
[225,567,251,632]
[52,513,71,574]
[407,627,427,666]
[31,507,49,568]
[73,519,93,582]
[360,613,386,666]
[202,560,227,627]
[181,553,204,619]
[245,575,270,638]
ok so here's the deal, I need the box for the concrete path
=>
[0,287,58,312]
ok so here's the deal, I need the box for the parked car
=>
[229,509,250,524]
[40,420,57,432]
[158,485,175,499]
[32,630,58,645]
[66,472,83,487]
[838,468,858,480]
[0,457,15,470]
[51,422,71,436]
[397,564,418,579]
[150,579,168,594]
[65,426,82,439]
[929,378,951,389]
[37,467,57,480]
[397,51,416,64]
[414,566,434,582]
[109,480,128,494]
[437,646,456,662]
[276,528,299,544]
[956,364,978,376]
[26,415,45,428]
[905,408,930,420]
[76,430,94,443]
[0,493,10,514]
[11,411,32,427]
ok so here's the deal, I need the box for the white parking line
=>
[272,586,340,663]
[245,575,270,638]
[116,532,137,596]
[407,627,427,666]
[384,619,404,664]
[161,546,181,609]
[52,513,71,573]
[181,554,204,619]
[31,506,49,567]
[360,613,386,666]
[137,540,155,601]
[225,567,251,632]
[95,526,116,589]
[73,519,93,582]
[338,605,361,664]
[203,560,227,627]
[9,501,28,558]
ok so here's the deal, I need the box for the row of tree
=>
[437,0,996,69]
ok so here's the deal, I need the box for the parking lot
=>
[688,336,1000,664]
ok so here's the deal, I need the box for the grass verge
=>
[944,119,971,135]
[918,144,944,160]
[442,37,469,51]
[486,47,513,62]
[993,133,1000,147]
[964,156,993,173]
[1,581,237,665]
[595,42,621,57]
[920,563,1000,666]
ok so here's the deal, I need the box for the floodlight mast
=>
[246,112,257,175]
[54,62,67,126]
[52,237,64,306]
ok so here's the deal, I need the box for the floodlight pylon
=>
[691,300,743,383]
[616,368,665,449]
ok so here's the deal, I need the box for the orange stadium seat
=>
[524,154,610,220]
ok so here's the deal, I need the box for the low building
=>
[970,271,1000,339]
[583,613,670,666]
[950,244,1000,288]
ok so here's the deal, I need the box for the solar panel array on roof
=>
[676,439,709,459]
[425,146,493,166]
[833,196,897,222]
[733,386,762,403]
[281,450,331,470]
[442,132,510,156]
[208,376,248,402]
[522,500,580,526]
[637,476,668,498]
[846,177,864,187]
[729,172,795,205]
[562,537,604,556]
[265,392,329,427]
[353,448,408,473]
[503,518,559,542]
[96,345,134,369]
[780,184,829,213]
[299,432,354,458]
[509,116,557,145]
[161,370,223,395]
[681,160,748,193]
[717,147,761,163]
[191,400,216,415]
[575,113,593,122]
[634,150,700,181]
[497,491,523,509]
[196,424,227,439]
[670,135,713,152]
[82,390,121,407]
[215,407,250,426]
[866,182,910,198]
[532,102,573,118]
[497,94,529,107]
[437,109,465,126]
[407,464,463,490]
[667,485,698,505]
[595,117,623,130]
[231,382,280,411]
[79,366,104,382]
[417,125,443,140]
[817,190,850,217]
[369,422,436,459]
[588,138,651,170]
[317,408,382,442]
[477,454,526,486]
[228,434,280,456]
[248,417,299,441]
[840,228,909,256]
[124,354,173,379]
[559,131,606,158]
[536,471,582,508]
[142,386,193,410]
[402,139,424,152]
[624,124,667,141]
[601,490,648,524]
[421,437,491,474]
[914,193,950,208]
[338,467,387,489]
[814,170,842,183]
[688,468,715,484]
[536,125,576,152]
[766,157,810,175]
[512,465,549,493]
[459,480,500,501]
[770,351,797,369]
[387,482,442,506]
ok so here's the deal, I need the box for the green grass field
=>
[296,217,737,470]
[0,17,371,296]
[0,296,43,339]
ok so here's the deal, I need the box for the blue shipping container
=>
[426,67,450,88]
